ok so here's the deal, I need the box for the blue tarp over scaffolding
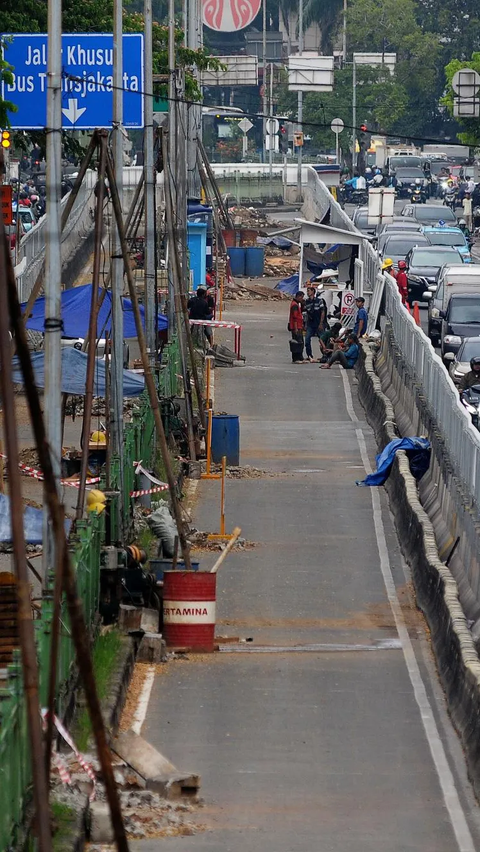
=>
[12,348,145,397]
[21,283,168,338]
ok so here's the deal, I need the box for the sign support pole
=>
[296,0,303,202]
[112,0,125,537]
[44,0,63,559]
[144,0,156,358]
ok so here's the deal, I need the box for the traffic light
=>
[1,130,11,149]
[278,122,289,154]
[358,123,371,151]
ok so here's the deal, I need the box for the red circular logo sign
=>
[202,0,262,31]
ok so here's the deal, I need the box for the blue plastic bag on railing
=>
[356,437,431,487]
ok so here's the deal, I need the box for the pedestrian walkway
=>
[133,300,480,851]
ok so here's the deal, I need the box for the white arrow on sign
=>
[61,98,87,125]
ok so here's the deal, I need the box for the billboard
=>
[202,0,262,32]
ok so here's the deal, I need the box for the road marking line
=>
[341,368,475,852]
[131,665,156,735]
[219,639,402,653]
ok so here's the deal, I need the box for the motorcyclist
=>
[458,218,473,244]
[344,173,367,201]
[459,357,480,392]
[396,260,408,305]
[412,177,426,201]
[444,179,457,209]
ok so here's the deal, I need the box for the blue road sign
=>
[2,33,144,129]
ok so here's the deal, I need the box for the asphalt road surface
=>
[132,297,480,851]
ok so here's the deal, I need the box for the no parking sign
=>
[341,291,356,318]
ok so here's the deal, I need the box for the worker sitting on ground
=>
[188,287,213,343]
[320,332,360,370]
[318,322,343,361]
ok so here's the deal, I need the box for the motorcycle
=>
[461,384,480,430]
[349,189,368,205]
[444,188,457,212]
[411,186,426,204]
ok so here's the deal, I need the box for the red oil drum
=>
[163,571,217,652]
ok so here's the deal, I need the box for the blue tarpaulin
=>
[12,347,146,397]
[0,493,71,544]
[274,273,299,296]
[356,437,431,487]
[21,283,168,339]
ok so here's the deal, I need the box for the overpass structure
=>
[14,159,480,794]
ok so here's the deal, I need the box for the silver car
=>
[448,336,480,385]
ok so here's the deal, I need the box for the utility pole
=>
[342,0,347,64]
[112,0,125,536]
[167,0,176,331]
[268,63,273,190]
[262,0,267,164]
[296,0,303,202]
[352,57,357,171]
[144,0,156,357]
[187,0,201,197]
[44,0,62,531]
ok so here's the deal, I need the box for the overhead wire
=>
[58,69,467,149]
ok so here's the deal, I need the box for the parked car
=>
[351,206,376,236]
[377,219,424,239]
[440,293,480,362]
[448,337,480,385]
[424,263,480,344]
[405,246,464,304]
[401,203,457,225]
[16,206,37,232]
[378,232,430,265]
[421,225,472,263]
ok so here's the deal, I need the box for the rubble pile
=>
[188,529,255,552]
[50,751,203,845]
[228,206,274,231]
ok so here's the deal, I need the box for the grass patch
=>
[74,629,122,752]
[155,448,181,484]
[137,525,157,557]
[51,802,78,851]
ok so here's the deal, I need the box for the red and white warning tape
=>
[189,319,240,329]
[0,452,100,487]
[130,484,169,498]
[42,711,96,801]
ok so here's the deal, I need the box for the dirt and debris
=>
[188,530,256,552]
[51,748,204,845]
[209,463,289,479]
[224,282,288,301]
[228,206,274,230]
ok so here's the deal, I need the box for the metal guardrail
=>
[14,180,96,303]
[383,273,480,506]
[309,172,480,507]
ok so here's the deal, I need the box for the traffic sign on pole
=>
[238,117,253,133]
[330,118,344,134]
[266,117,279,135]
[1,33,144,129]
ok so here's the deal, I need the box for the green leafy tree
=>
[346,0,442,138]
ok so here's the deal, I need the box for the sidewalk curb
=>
[357,343,480,800]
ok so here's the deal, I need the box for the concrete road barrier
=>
[357,342,480,800]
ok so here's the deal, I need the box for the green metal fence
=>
[0,336,181,848]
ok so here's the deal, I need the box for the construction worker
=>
[396,260,408,305]
[382,257,396,279]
